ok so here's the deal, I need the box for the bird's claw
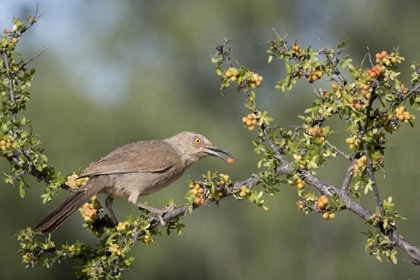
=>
[156,204,175,226]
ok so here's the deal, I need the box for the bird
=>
[34,131,233,234]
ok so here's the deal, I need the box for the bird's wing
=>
[79,140,180,177]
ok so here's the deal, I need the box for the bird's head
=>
[166,131,233,166]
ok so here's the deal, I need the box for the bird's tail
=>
[34,177,105,234]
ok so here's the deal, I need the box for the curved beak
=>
[202,146,233,163]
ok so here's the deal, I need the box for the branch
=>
[360,86,385,216]
[341,160,355,193]
[326,141,352,161]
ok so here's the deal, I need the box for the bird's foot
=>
[156,204,176,226]
[156,212,167,226]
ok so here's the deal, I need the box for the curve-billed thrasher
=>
[34,131,233,234]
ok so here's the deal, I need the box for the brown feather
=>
[34,177,106,234]
[79,141,180,178]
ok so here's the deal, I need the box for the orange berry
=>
[332,83,338,90]
[369,71,377,78]
[224,70,232,78]
[227,157,234,165]
[372,66,381,75]
[194,197,202,206]
[242,117,248,123]
[319,195,328,204]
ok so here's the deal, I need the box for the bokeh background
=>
[1,1,420,279]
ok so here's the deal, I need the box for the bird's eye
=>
[194,137,202,145]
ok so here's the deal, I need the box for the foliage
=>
[1,12,420,280]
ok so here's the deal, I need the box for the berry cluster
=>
[360,83,372,99]
[306,126,326,144]
[248,72,263,88]
[79,196,100,223]
[108,244,122,256]
[0,136,13,153]
[239,186,251,198]
[367,66,382,80]
[242,113,258,130]
[322,211,335,220]
[345,137,361,150]
[224,67,239,82]
[66,174,89,189]
[306,68,324,82]
[375,50,398,66]
[395,106,411,123]
[189,183,205,206]
[353,155,367,175]
[292,177,306,190]
[316,195,328,210]
[217,173,231,187]
[378,113,397,132]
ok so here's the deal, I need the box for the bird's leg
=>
[133,202,168,226]
[105,196,118,226]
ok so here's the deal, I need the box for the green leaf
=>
[19,181,25,198]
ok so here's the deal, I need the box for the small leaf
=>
[19,182,25,198]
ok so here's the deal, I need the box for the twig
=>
[341,161,355,193]
[359,87,384,216]
[325,141,352,161]
[21,46,49,70]
[261,123,284,162]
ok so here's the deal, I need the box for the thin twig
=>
[21,46,49,70]
[326,141,352,161]
[341,161,355,193]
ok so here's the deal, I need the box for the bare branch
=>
[326,141,352,161]
[341,160,355,193]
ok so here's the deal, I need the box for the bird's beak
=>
[202,146,233,163]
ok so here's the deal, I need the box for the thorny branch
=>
[210,37,420,265]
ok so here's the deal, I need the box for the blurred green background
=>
[1,1,420,279]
